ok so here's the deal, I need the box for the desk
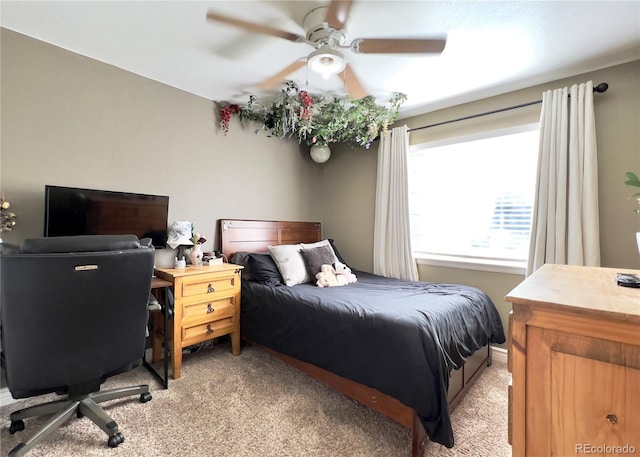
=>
[153,264,242,379]
[142,276,172,389]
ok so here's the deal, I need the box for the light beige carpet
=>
[0,342,511,457]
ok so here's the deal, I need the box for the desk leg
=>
[144,288,169,389]
[172,304,182,379]
[162,292,169,386]
[143,328,168,388]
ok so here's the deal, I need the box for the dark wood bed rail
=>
[219,219,492,457]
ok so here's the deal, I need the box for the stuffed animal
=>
[333,261,357,284]
[315,264,344,287]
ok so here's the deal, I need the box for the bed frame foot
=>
[411,413,428,457]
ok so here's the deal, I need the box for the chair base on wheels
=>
[7,385,152,457]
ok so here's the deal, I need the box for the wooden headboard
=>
[219,219,322,259]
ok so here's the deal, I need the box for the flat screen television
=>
[44,185,169,248]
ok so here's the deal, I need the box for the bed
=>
[220,219,505,456]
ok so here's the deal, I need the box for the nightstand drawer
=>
[182,295,236,325]
[180,272,238,298]
[182,317,234,344]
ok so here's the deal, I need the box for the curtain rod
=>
[407,82,609,133]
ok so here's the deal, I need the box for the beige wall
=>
[0,28,323,251]
[320,143,378,270]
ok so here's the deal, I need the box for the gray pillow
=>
[229,251,252,281]
[247,253,283,286]
[300,245,336,279]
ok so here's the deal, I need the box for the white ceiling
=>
[2,1,639,118]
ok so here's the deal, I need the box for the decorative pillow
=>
[300,238,331,250]
[267,244,308,286]
[248,253,283,286]
[300,245,336,279]
[300,239,340,264]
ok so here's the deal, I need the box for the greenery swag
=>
[219,81,406,149]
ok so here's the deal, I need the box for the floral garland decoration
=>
[0,195,17,233]
[218,81,406,149]
[220,103,239,135]
[191,224,207,244]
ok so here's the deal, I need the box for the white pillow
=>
[300,239,340,263]
[268,244,308,286]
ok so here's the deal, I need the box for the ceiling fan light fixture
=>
[308,46,346,80]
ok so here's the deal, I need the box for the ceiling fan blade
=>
[352,38,447,54]
[325,0,354,30]
[339,64,368,100]
[206,10,304,43]
[257,60,307,90]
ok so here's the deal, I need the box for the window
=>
[408,124,539,271]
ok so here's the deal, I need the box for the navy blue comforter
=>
[240,271,505,447]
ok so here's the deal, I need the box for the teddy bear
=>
[315,264,345,287]
[333,261,357,284]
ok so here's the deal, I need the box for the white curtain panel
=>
[527,81,600,276]
[373,125,419,281]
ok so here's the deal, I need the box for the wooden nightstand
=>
[153,263,243,379]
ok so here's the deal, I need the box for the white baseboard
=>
[0,387,17,406]
[491,345,508,365]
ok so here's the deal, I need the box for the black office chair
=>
[0,235,155,456]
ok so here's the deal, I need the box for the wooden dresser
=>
[506,264,640,457]
[154,263,243,379]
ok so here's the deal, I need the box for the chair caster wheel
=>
[9,420,25,434]
[108,432,124,448]
[140,392,152,403]
[77,411,84,418]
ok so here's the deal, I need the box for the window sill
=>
[415,253,526,275]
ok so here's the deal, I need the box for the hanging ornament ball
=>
[310,144,331,163]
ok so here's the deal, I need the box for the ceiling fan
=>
[206,0,446,99]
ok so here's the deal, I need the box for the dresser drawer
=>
[182,317,234,344]
[182,295,236,325]
[179,272,238,299]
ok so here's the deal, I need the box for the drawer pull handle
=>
[207,304,215,314]
[206,324,213,335]
[606,414,618,425]
[207,284,215,293]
